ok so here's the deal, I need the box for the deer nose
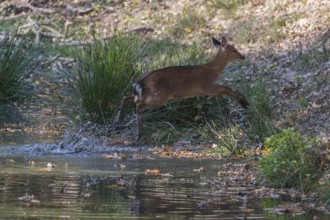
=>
[241,55,245,60]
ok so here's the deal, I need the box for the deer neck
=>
[205,51,229,74]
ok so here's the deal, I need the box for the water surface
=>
[0,145,327,219]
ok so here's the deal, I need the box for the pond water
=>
[0,145,328,220]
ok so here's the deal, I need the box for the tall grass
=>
[244,79,278,141]
[0,35,39,102]
[69,33,143,123]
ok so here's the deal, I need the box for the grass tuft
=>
[68,33,143,123]
[0,34,39,102]
[244,79,278,142]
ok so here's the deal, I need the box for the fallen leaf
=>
[145,169,160,175]
[105,184,118,189]
[39,168,50,172]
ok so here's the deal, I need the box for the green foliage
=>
[245,79,278,141]
[0,35,39,102]
[69,33,143,123]
[257,129,322,192]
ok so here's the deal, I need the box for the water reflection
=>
[0,156,242,219]
[0,154,327,219]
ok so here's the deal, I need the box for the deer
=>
[114,36,249,142]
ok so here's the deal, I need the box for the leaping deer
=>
[114,36,249,142]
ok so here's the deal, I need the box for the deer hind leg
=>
[208,85,249,108]
[113,95,134,130]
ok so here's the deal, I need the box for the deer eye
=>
[232,49,237,53]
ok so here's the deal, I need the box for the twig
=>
[0,14,28,22]
[66,4,94,15]
[227,139,238,160]
[41,55,60,66]
[26,3,56,14]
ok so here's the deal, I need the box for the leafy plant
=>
[257,129,322,192]
[69,33,143,123]
[0,35,39,102]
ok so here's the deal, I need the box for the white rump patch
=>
[133,83,143,101]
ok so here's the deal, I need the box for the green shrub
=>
[0,35,39,102]
[69,33,143,123]
[257,129,322,192]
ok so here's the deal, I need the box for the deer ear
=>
[221,37,228,48]
[212,37,221,49]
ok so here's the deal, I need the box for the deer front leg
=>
[113,95,134,131]
[209,85,249,109]
[135,103,152,142]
